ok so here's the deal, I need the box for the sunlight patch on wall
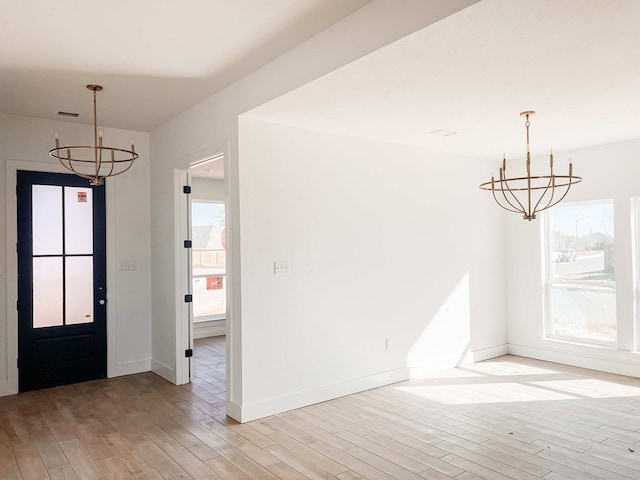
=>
[406,273,470,368]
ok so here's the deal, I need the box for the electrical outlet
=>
[274,260,290,275]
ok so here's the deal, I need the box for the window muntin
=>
[546,201,616,344]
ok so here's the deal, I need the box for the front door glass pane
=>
[65,256,94,325]
[32,185,62,255]
[33,257,63,328]
[64,187,93,255]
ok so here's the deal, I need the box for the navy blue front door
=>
[17,170,107,392]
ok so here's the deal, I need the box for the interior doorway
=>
[175,151,227,385]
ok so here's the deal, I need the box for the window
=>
[191,201,226,320]
[545,200,616,344]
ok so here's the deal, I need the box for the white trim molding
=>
[234,344,508,423]
[509,341,640,378]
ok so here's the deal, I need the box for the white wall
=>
[236,118,506,419]
[149,0,480,420]
[0,113,152,395]
[192,177,225,201]
[507,138,640,375]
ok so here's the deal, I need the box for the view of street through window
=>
[547,201,615,343]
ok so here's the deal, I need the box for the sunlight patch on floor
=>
[394,382,578,405]
[462,360,563,376]
[531,378,640,398]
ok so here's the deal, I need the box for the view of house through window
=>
[192,201,226,320]
[545,200,616,344]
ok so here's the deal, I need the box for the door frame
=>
[173,144,232,389]
[3,160,116,396]
[174,168,193,384]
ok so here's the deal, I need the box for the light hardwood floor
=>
[3,337,640,479]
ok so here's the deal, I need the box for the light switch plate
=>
[274,260,290,275]
[118,261,137,271]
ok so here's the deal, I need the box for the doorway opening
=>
[176,151,227,388]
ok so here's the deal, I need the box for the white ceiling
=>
[190,153,225,180]
[247,0,640,160]
[0,0,369,132]
[4,0,640,164]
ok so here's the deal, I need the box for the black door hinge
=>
[185,349,193,358]
[184,294,192,303]
[184,240,192,248]
[183,185,191,194]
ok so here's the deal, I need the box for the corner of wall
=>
[150,359,177,384]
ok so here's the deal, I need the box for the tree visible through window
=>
[545,201,616,344]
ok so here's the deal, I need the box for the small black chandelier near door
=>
[49,84,138,186]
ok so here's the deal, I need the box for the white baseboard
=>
[508,342,640,378]
[151,359,177,384]
[0,381,17,397]
[108,359,151,378]
[194,319,226,339]
[236,344,508,423]
[407,344,508,378]
[227,400,242,422]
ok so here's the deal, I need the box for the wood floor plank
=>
[57,438,105,480]
[0,442,23,480]
[93,456,136,480]
[435,440,542,480]
[336,430,428,474]
[214,445,279,479]
[438,433,551,477]
[266,461,313,480]
[204,456,252,480]
[46,465,79,480]
[267,431,348,476]
[362,431,463,477]
[308,440,397,480]
[266,444,338,480]
[12,441,49,480]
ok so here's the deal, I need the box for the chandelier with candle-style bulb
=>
[479,111,582,221]
[49,84,137,186]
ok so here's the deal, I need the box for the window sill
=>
[541,336,619,351]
